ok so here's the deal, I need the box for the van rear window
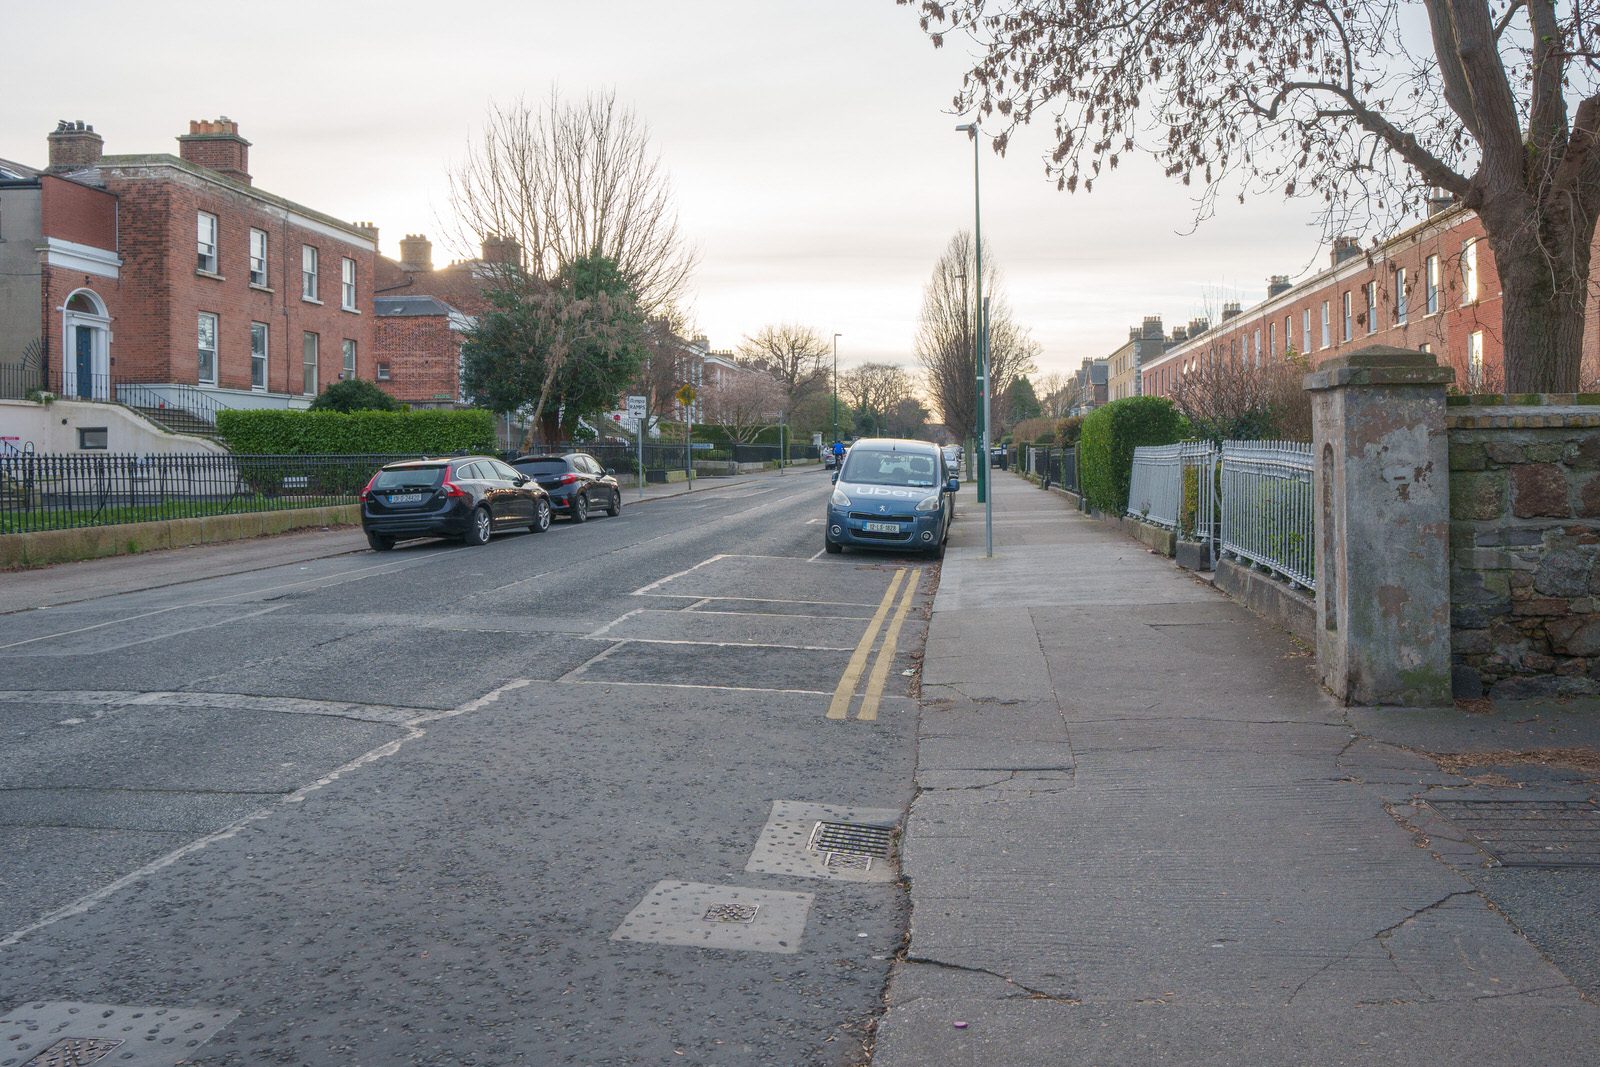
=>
[374,466,445,490]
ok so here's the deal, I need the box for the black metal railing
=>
[116,382,231,426]
[0,452,420,535]
[503,441,821,478]
[0,364,48,400]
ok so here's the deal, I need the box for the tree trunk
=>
[1493,233,1590,393]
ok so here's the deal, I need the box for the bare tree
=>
[1035,372,1073,418]
[450,89,697,316]
[735,324,831,407]
[902,1,1600,392]
[839,361,918,433]
[1171,342,1314,443]
[702,368,785,444]
[914,231,1039,442]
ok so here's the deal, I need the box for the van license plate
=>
[863,521,899,533]
[388,493,424,504]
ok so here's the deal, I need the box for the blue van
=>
[824,438,958,558]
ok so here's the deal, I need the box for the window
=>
[249,229,268,287]
[1365,282,1378,334]
[251,322,269,391]
[1425,255,1440,314]
[301,245,319,301]
[302,332,319,394]
[198,312,218,385]
[1468,330,1484,389]
[196,212,218,273]
[1268,321,1277,360]
[341,257,357,310]
[1342,291,1353,342]
[1395,267,1408,323]
[342,338,357,380]
[377,362,391,381]
[1302,308,1311,349]
[1253,328,1261,365]
[1285,314,1293,355]
[77,427,108,450]
[1320,301,1331,348]
[1462,239,1479,303]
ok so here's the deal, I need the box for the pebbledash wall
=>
[1447,396,1600,699]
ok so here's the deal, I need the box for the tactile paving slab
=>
[0,1001,237,1067]
[611,880,813,954]
[745,800,902,884]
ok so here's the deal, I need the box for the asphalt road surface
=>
[0,469,938,1066]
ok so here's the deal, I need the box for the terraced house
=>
[0,118,376,434]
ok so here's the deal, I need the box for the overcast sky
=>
[1,0,1341,379]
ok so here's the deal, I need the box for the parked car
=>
[510,452,622,523]
[359,456,551,551]
[941,445,961,477]
[824,438,958,559]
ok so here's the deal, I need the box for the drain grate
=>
[825,852,873,873]
[1425,799,1600,867]
[810,820,895,859]
[703,902,760,924]
[25,1038,124,1066]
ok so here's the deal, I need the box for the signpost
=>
[675,385,697,480]
[626,395,647,493]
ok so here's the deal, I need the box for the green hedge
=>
[1078,397,1184,515]
[217,409,495,456]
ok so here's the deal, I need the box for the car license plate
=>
[388,493,424,504]
[863,521,899,533]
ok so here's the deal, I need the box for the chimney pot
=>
[1267,274,1293,298]
[1330,236,1362,267]
[46,119,104,172]
[178,117,252,185]
[399,234,434,273]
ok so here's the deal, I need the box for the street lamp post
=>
[832,332,841,447]
[956,122,993,558]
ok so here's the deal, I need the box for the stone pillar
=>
[1305,347,1455,705]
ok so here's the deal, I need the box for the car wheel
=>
[824,536,843,555]
[927,539,946,560]
[530,498,551,533]
[606,489,621,517]
[571,493,589,523]
[463,506,492,546]
[366,532,394,552]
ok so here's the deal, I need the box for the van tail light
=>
[358,472,379,503]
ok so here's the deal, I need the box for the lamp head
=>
[955,123,976,134]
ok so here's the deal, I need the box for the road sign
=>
[626,395,647,419]
[690,442,714,450]
[675,384,697,406]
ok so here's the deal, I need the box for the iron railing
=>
[1219,439,1315,591]
[1127,440,1218,544]
[0,452,419,534]
[116,383,232,426]
[1025,445,1080,493]
[1,364,48,400]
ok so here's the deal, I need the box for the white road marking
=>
[585,609,645,639]
[631,554,727,596]
[0,678,531,951]
[579,636,856,652]
[635,593,879,607]
[556,642,625,683]
[562,679,832,697]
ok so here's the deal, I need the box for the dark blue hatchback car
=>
[823,438,958,558]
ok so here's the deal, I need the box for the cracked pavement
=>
[872,472,1600,1066]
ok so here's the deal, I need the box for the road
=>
[0,469,937,1066]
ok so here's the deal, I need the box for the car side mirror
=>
[946,477,960,493]
[605,468,616,475]
[512,475,529,486]
[831,472,840,484]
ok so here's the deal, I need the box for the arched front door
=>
[62,289,110,400]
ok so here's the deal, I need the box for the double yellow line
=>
[826,568,921,722]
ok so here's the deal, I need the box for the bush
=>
[307,378,401,413]
[217,408,496,456]
[1078,396,1184,514]
[1056,415,1084,446]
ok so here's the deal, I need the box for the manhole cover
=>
[825,852,873,873]
[703,902,760,924]
[26,1038,124,1066]
[1425,799,1600,867]
[810,821,895,859]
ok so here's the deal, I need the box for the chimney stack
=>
[178,117,251,185]
[352,221,379,247]
[1141,315,1164,339]
[399,234,434,273]
[1330,235,1361,267]
[1170,325,1188,343]
[1188,316,1210,336]
[46,120,103,173]
[480,234,522,268]
[1221,302,1242,321]
[1427,189,1456,216]
[1267,274,1292,298]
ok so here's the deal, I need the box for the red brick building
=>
[0,118,376,414]
[371,232,504,408]
[1142,206,1600,398]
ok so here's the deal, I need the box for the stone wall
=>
[1448,396,1600,698]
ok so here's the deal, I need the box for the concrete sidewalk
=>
[875,470,1600,1065]
[0,465,824,612]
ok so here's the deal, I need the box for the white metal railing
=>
[1219,439,1315,591]
[1127,441,1217,544]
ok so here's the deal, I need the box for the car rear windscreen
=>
[513,459,569,475]
[374,466,446,490]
